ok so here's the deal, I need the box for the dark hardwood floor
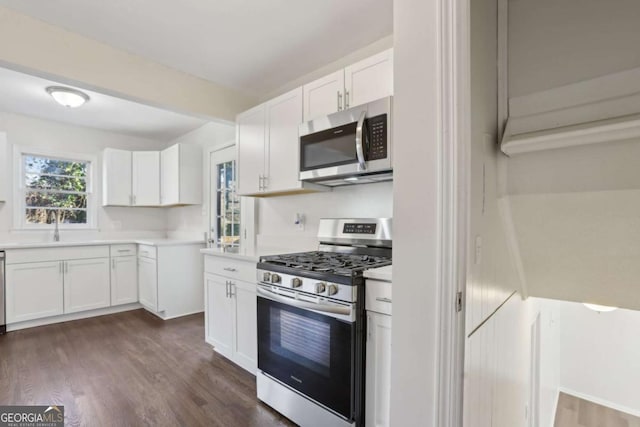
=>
[0,310,294,427]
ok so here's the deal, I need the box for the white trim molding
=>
[437,0,470,424]
[501,113,640,156]
[502,66,640,155]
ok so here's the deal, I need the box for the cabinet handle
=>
[375,297,392,303]
[64,262,68,274]
[263,176,268,190]
[59,261,63,275]
[229,282,236,298]
[117,249,131,253]
[133,195,137,205]
[112,258,116,269]
[345,90,350,109]
[223,267,237,272]
[258,175,263,191]
[337,91,343,111]
[225,280,229,298]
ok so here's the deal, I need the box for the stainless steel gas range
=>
[256,218,392,427]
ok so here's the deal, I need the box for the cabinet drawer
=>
[6,245,110,265]
[204,256,256,282]
[138,244,157,259]
[366,279,392,315]
[110,244,137,257]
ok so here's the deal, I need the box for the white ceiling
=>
[0,66,210,140]
[0,0,393,96]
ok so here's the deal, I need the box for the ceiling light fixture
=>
[583,303,618,313]
[46,86,90,108]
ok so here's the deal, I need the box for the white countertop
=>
[0,238,205,250]
[200,247,296,263]
[364,265,392,282]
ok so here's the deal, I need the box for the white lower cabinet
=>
[6,261,64,323]
[204,255,257,374]
[111,256,138,306]
[138,256,158,312]
[138,243,205,319]
[64,258,111,314]
[365,274,392,427]
[365,311,392,427]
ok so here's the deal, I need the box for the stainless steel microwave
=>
[299,96,392,186]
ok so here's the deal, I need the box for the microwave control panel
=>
[367,114,388,160]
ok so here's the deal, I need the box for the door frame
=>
[207,143,257,253]
[436,0,471,424]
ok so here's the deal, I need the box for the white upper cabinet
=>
[302,49,394,122]
[303,70,345,123]
[265,88,304,192]
[237,88,324,196]
[102,148,132,206]
[132,151,160,206]
[160,143,202,206]
[345,49,394,110]
[237,104,266,196]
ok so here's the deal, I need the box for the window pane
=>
[25,174,87,192]
[25,208,87,224]
[25,191,87,209]
[24,155,87,176]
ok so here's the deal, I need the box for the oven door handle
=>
[355,110,367,171]
[257,287,352,316]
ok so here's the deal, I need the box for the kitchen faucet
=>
[52,212,60,242]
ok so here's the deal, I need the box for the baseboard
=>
[558,387,640,418]
[7,303,143,332]
[158,309,204,320]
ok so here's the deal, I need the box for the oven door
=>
[257,285,356,420]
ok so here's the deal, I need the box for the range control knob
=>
[291,278,303,288]
[315,282,326,294]
[262,272,271,282]
[271,274,281,284]
[327,284,339,296]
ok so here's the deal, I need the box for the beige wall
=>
[0,6,257,122]
[509,0,640,97]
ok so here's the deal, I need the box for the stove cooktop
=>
[259,251,392,277]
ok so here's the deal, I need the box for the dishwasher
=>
[0,251,5,334]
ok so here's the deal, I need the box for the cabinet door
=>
[132,151,160,206]
[64,258,111,314]
[111,256,138,306]
[6,261,64,323]
[237,104,266,196]
[344,49,394,109]
[205,275,234,359]
[265,87,303,193]
[231,280,257,373]
[102,148,132,206]
[160,144,180,206]
[303,70,345,122]
[138,256,158,312]
[365,312,392,427]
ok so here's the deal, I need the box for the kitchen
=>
[2,0,637,426]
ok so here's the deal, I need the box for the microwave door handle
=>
[355,110,367,170]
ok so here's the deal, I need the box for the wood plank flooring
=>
[555,392,640,427]
[0,309,294,427]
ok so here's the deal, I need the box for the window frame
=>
[13,146,98,230]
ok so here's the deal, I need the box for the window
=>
[16,148,96,229]
[215,157,240,248]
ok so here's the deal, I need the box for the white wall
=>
[256,182,393,251]
[390,0,441,424]
[165,122,235,240]
[557,302,640,417]
[509,0,640,98]
[0,111,169,242]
